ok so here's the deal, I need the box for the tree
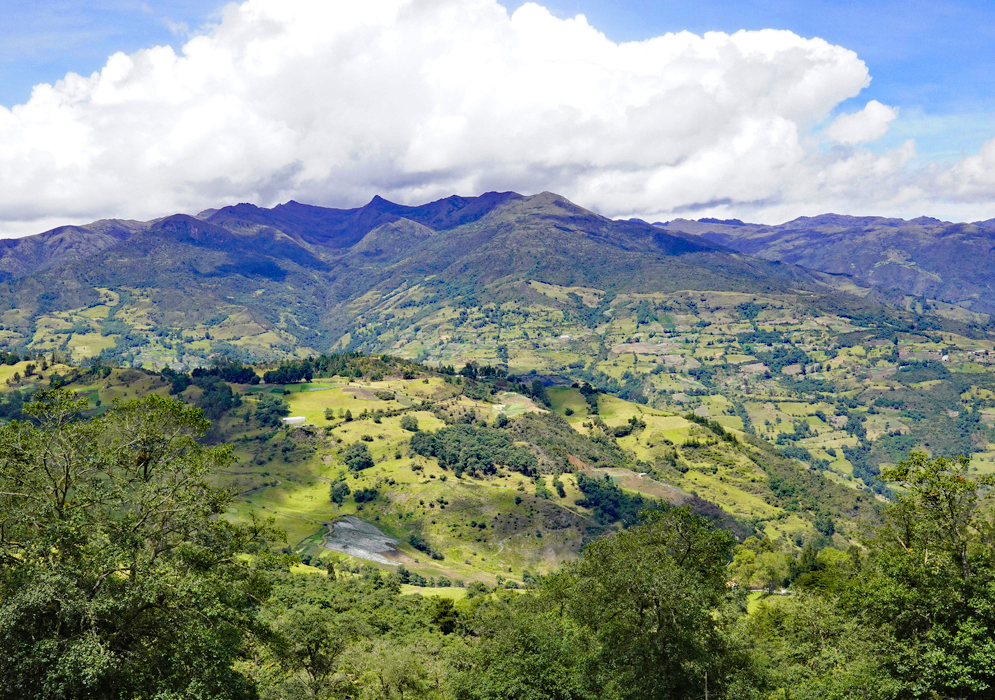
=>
[344,441,374,473]
[736,451,995,699]
[553,507,743,700]
[269,604,351,699]
[880,451,994,580]
[451,604,602,700]
[400,415,419,432]
[846,452,995,698]
[430,598,458,635]
[746,594,900,699]
[344,639,443,700]
[454,508,753,700]
[755,551,791,594]
[0,388,280,700]
[330,480,351,506]
[256,394,291,427]
[529,379,550,407]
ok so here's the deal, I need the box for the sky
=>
[1,0,994,236]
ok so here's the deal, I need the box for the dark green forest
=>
[2,389,995,699]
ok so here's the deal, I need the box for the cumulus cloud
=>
[824,100,897,144]
[937,137,995,203]
[0,0,993,236]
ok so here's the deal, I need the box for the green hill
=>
[1,193,994,522]
[0,354,883,587]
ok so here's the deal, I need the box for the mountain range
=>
[1,191,992,367]
[0,191,837,360]
[660,213,995,315]
[5,189,995,577]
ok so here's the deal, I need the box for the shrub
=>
[344,441,374,472]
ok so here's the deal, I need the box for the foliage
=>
[354,488,378,503]
[256,567,445,700]
[193,359,260,384]
[0,388,28,421]
[529,379,551,408]
[8,395,995,700]
[255,394,291,427]
[410,425,537,477]
[0,389,281,700]
[579,382,599,415]
[343,441,375,473]
[746,452,995,699]
[260,354,425,386]
[329,479,351,505]
[505,412,629,473]
[574,473,651,527]
[408,535,444,560]
[193,373,241,420]
[454,508,753,700]
[450,604,602,700]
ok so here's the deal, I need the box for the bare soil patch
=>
[323,516,408,565]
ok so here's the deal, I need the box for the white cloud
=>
[937,137,995,203]
[824,100,897,144]
[0,0,993,236]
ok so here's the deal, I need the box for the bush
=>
[400,415,419,432]
[344,441,374,472]
[353,488,378,503]
[329,480,350,505]
[408,534,444,560]
[255,394,290,427]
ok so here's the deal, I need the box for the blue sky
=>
[0,1,222,104]
[3,0,992,161]
[0,0,993,233]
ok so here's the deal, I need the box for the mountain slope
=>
[660,214,995,314]
[2,195,995,519]
[0,191,837,360]
[0,219,148,281]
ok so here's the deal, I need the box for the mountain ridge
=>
[661,213,995,314]
[0,192,985,371]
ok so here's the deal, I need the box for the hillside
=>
[5,353,990,700]
[0,191,835,364]
[660,214,995,315]
[0,354,882,586]
[2,193,995,504]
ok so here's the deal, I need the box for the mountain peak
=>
[366,194,395,208]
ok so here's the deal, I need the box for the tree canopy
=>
[0,389,280,700]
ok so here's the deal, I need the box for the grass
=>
[400,585,468,599]
[4,278,995,579]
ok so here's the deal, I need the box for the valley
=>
[2,192,995,586]
[0,352,880,585]
[4,192,995,699]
